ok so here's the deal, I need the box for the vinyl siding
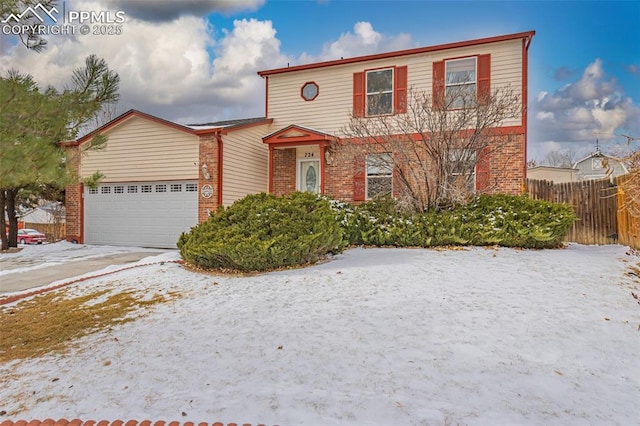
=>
[266,39,524,134]
[221,124,271,206]
[80,116,199,182]
[574,156,628,180]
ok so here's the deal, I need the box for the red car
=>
[17,228,46,244]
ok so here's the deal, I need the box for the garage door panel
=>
[84,180,198,248]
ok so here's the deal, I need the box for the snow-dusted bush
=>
[455,194,577,248]
[335,194,576,249]
[178,192,346,272]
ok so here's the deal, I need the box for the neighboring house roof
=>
[572,150,629,181]
[61,110,272,146]
[573,151,629,173]
[528,165,577,172]
[257,30,535,77]
[527,165,578,183]
[21,203,66,224]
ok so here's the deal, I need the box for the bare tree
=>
[543,149,577,168]
[340,84,523,212]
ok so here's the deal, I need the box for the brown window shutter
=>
[394,65,408,113]
[353,156,366,201]
[432,60,445,109]
[353,72,365,117]
[392,153,401,198]
[477,54,491,105]
[475,146,491,192]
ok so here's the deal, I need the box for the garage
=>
[84,180,198,248]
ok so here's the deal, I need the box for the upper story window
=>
[366,68,393,115]
[301,82,319,101]
[353,66,407,118]
[445,57,477,108]
[433,54,490,110]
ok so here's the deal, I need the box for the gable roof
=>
[258,31,535,77]
[72,109,196,145]
[63,110,271,146]
[187,117,272,135]
[573,151,628,170]
[262,124,338,146]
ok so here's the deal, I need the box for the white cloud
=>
[536,111,554,121]
[0,3,288,124]
[298,21,413,63]
[1,11,415,126]
[530,58,640,160]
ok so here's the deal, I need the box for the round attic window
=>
[301,82,319,101]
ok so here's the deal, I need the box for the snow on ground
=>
[1,242,639,425]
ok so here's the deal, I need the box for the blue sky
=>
[1,0,639,162]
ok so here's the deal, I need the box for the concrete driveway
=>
[0,243,168,294]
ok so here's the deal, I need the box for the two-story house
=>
[259,30,534,205]
[64,31,534,248]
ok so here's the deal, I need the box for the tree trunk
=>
[0,190,7,250]
[6,188,19,247]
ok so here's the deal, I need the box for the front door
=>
[298,160,320,193]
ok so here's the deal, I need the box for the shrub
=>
[456,194,577,248]
[333,195,416,246]
[335,194,576,249]
[178,192,346,272]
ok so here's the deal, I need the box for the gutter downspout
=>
[268,145,274,193]
[522,34,532,190]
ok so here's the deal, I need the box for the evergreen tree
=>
[0,55,119,248]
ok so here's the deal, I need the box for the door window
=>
[299,160,320,193]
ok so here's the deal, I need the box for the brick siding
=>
[198,134,219,222]
[63,145,83,243]
[271,133,525,203]
[271,148,296,196]
[486,133,526,194]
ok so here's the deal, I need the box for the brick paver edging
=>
[0,260,185,306]
[0,421,276,426]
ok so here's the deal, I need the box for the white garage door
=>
[84,181,199,248]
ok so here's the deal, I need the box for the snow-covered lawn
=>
[1,243,639,425]
[0,241,164,276]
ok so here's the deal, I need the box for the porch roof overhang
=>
[262,124,338,148]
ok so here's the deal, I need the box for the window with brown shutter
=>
[366,68,394,115]
[477,54,491,104]
[353,66,408,117]
[433,54,491,109]
[395,66,408,113]
[475,146,491,191]
[432,60,445,109]
[353,157,366,201]
[353,72,365,117]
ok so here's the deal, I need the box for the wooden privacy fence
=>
[22,222,66,242]
[526,177,639,248]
